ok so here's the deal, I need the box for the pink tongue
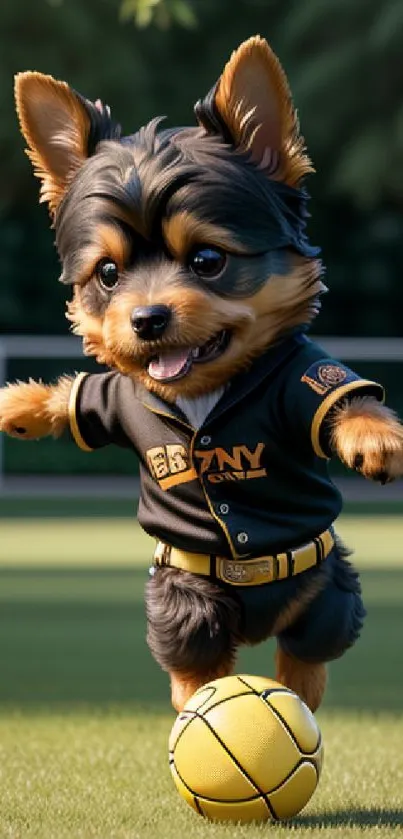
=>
[148,349,192,381]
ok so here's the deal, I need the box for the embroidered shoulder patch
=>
[318,365,347,387]
[301,363,347,395]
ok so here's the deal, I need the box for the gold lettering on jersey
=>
[300,374,328,395]
[146,446,170,479]
[147,442,267,490]
[208,468,266,483]
[195,449,216,474]
[239,443,265,469]
[166,444,189,474]
[146,444,197,490]
[215,447,243,471]
[194,443,267,483]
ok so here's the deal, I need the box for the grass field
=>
[1,514,402,838]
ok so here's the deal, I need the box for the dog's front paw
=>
[0,381,54,439]
[351,440,403,483]
[331,398,403,482]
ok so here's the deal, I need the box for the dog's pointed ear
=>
[195,36,313,187]
[15,72,121,217]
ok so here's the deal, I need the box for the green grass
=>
[1,516,402,837]
[1,711,402,839]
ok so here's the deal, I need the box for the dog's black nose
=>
[131,305,171,340]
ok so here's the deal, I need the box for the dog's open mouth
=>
[147,330,231,382]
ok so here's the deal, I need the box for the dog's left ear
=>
[195,35,313,187]
[15,72,120,217]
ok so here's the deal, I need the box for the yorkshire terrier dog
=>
[3,36,403,713]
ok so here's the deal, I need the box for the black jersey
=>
[69,333,384,558]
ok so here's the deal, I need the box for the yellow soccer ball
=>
[169,674,323,822]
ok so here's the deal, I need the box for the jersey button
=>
[219,503,229,515]
[237,531,249,545]
[200,435,211,446]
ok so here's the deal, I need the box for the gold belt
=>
[153,529,334,587]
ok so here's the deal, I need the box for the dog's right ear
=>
[195,36,312,188]
[15,72,120,218]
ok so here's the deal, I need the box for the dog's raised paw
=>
[0,382,54,439]
[340,427,403,482]
[331,397,403,482]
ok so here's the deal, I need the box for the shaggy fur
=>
[0,376,72,439]
[145,536,362,711]
[331,396,403,481]
[146,568,241,675]
[3,36,403,713]
[13,38,325,406]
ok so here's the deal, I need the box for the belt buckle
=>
[154,542,171,566]
[218,557,273,586]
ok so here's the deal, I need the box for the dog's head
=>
[15,36,324,401]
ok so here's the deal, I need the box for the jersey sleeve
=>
[68,371,133,451]
[283,353,385,459]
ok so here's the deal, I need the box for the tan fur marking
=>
[110,202,142,234]
[92,223,131,268]
[0,377,73,439]
[275,647,327,712]
[170,664,233,712]
[331,396,403,480]
[15,72,90,215]
[66,288,114,366]
[46,376,75,437]
[163,212,249,260]
[77,223,131,283]
[214,36,313,187]
[271,575,326,636]
[244,256,324,348]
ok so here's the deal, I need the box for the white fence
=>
[3,334,403,367]
[1,335,403,497]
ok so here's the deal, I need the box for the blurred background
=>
[0,0,402,714]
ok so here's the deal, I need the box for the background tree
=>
[280,0,403,207]
[0,0,402,335]
[120,0,403,207]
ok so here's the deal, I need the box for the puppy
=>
[3,36,403,713]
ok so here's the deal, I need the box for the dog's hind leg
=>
[170,664,234,713]
[274,539,365,712]
[275,646,327,712]
[145,566,241,712]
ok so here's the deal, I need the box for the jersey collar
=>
[205,332,307,426]
[138,332,307,430]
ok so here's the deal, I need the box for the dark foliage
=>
[0,0,402,335]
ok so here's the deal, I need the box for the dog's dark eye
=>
[188,247,226,280]
[96,258,119,291]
